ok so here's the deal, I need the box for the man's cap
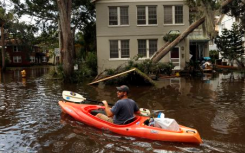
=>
[116,85,129,93]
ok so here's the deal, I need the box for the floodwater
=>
[0,67,245,153]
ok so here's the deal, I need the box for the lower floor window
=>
[30,56,35,63]
[138,39,157,58]
[110,40,129,59]
[13,56,22,63]
[42,57,47,62]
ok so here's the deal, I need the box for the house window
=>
[13,56,22,63]
[137,6,157,25]
[13,46,20,52]
[42,57,47,62]
[109,6,129,25]
[164,5,183,24]
[110,40,129,59]
[138,39,157,58]
[120,7,129,25]
[30,56,35,63]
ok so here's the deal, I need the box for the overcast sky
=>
[2,0,34,24]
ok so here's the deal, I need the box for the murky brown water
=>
[0,67,245,153]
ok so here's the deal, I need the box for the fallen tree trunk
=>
[88,68,156,86]
[151,0,234,63]
[150,41,170,60]
[151,17,205,63]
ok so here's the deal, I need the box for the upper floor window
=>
[137,6,157,25]
[138,39,157,58]
[109,6,129,26]
[164,5,183,24]
[110,40,129,59]
[13,46,20,52]
[13,56,22,63]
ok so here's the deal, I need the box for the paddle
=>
[62,90,113,106]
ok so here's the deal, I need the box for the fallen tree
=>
[151,0,234,63]
[89,68,156,86]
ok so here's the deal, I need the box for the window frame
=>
[138,39,158,59]
[30,56,35,63]
[109,40,130,60]
[109,6,129,26]
[42,56,47,62]
[13,56,22,63]
[13,46,20,52]
[137,5,157,26]
[163,5,184,25]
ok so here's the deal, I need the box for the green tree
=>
[215,23,245,67]
[0,6,13,71]
[10,0,95,80]
[8,21,39,45]
[222,0,245,29]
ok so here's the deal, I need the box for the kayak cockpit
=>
[84,105,141,126]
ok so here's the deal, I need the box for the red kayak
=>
[58,101,202,144]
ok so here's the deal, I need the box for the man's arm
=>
[134,103,140,115]
[102,100,114,117]
[134,110,140,116]
[135,110,140,114]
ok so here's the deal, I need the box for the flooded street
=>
[0,67,245,153]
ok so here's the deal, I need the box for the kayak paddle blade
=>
[62,90,86,103]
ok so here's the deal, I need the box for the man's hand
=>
[102,100,113,117]
[102,100,108,107]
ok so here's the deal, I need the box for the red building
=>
[0,39,48,67]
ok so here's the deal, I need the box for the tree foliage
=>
[10,0,96,80]
[222,0,245,29]
[185,0,221,39]
[215,23,245,66]
[0,5,14,71]
[0,7,13,24]
[10,0,95,33]
[8,21,38,44]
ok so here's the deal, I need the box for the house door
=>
[190,42,205,62]
[170,47,180,70]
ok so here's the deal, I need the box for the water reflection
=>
[1,68,245,152]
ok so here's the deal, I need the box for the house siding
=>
[95,0,189,73]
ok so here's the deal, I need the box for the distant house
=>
[0,39,48,67]
[209,15,236,52]
[92,0,210,73]
[209,14,244,66]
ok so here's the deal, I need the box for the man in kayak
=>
[96,85,140,124]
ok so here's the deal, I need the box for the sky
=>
[2,0,35,24]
